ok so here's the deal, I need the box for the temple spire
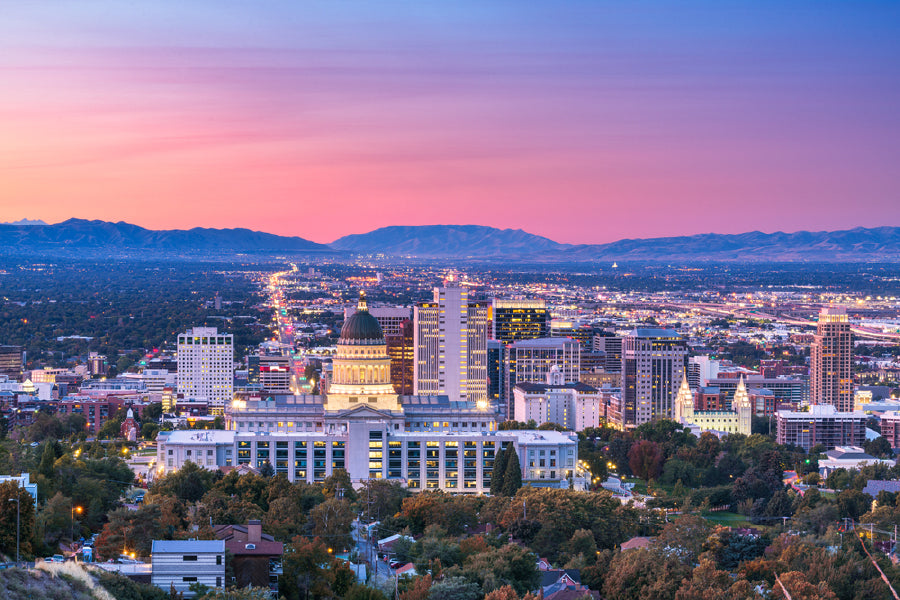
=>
[358,290,368,312]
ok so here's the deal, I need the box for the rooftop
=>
[151,540,225,554]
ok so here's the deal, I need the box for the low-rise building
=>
[150,540,225,598]
[513,366,602,430]
[775,404,867,451]
[817,446,896,477]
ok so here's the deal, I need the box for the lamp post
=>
[8,497,19,569]
[71,504,83,550]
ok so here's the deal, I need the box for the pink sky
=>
[2,2,899,244]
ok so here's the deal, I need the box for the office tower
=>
[413,283,488,404]
[687,356,720,389]
[177,327,234,416]
[621,328,687,427]
[810,307,853,412]
[386,319,414,395]
[592,335,622,373]
[487,340,503,405]
[504,337,581,419]
[344,305,412,337]
[550,322,595,350]
[491,299,549,345]
[0,345,24,379]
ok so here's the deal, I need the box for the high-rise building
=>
[810,307,853,412]
[177,327,234,416]
[490,299,549,345]
[504,337,581,419]
[487,340,503,405]
[386,319,414,395]
[687,356,719,389]
[344,305,412,337]
[0,345,24,379]
[621,329,687,427]
[776,404,866,451]
[592,335,622,373]
[414,284,488,404]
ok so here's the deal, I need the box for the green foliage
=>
[95,569,169,600]
[151,460,217,502]
[428,575,482,600]
[490,446,509,496]
[502,449,522,497]
[0,482,36,559]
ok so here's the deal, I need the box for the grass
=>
[700,511,753,527]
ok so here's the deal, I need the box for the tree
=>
[835,489,872,521]
[603,547,692,600]
[197,588,274,600]
[428,576,482,600]
[457,543,539,596]
[323,469,358,504]
[282,537,334,600]
[96,504,165,559]
[491,446,509,496]
[36,492,73,549]
[502,449,522,497]
[0,481,36,559]
[628,441,663,482]
[772,571,837,600]
[151,460,216,503]
[864,436,893,458]
[310,498,353,552]
[344,585,389,600]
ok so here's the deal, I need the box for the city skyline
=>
[3,2,899,244]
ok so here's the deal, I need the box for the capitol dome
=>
[339,292,384,345]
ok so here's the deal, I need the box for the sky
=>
[2,1,899,244]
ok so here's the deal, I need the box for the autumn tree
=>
[310,498,353,552]
[603,547,692,600]
[628,441,663,482]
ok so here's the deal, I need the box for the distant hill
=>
[333,224,900,262]
[2,218,46,226]
[0,218,331,254]
[331,225,570,257]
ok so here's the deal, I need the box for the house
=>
[620,536,652,551]
[150,540,225,598]
[213,520,283,596]
[539,569,582,596]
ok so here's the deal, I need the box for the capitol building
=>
[158,294,578,493]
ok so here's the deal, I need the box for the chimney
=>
[247,520,262,543]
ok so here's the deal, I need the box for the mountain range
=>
[2,218,900,261]
[0,218,330,254]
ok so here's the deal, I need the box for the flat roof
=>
[152,540,225,554]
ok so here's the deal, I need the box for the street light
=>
[71,504,83,549]
[8,497,19,569]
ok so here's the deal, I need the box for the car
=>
[44,555,65,563]
[389,560,402,569]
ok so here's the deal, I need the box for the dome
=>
[339,292,384,345]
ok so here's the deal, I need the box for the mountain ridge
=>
[2,219,900,261]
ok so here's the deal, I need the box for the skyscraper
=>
[810,307,853,412]
[504,337,581,419]
[177,327,234,416]
[621,328,687,427]
[413,283,488,404]
[386,319,414,395]
[491,299,549,345]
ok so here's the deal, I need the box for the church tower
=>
[732,375,752,435]
[325,292,401,412]
[674,373,694,422]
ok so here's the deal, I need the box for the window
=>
[183,555,198,562]
[216,555,223,565]
[183,576,197,582]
